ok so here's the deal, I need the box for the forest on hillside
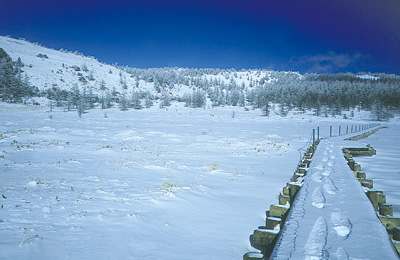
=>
[1,47,399,121]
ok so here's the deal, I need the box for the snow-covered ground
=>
[352,125,400,217]
[271,136,399,259]
[0,103,398,259]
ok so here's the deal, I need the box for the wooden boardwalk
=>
[270,138,398,259]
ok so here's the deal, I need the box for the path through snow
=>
[271,137,399,259]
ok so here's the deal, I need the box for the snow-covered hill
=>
[0,36,285,98]
[1,35,398,121]
[0,36,147,95]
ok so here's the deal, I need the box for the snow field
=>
[352,125,400,217]
[0,102,398,259]
[0,104,317,259]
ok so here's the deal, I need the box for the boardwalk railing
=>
[312,123,381,146]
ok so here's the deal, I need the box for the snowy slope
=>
[0,36,146,95]
[0,36,301,101]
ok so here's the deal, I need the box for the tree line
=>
[0,48,39,103]
[1,47,399,120]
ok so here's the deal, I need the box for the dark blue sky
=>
[1,0,399,74]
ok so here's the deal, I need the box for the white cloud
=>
[291,51,367,73]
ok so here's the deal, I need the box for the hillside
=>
[0,36,278,98]
[0,36,152,96]
[1,36,399,121]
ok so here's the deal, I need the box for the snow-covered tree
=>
[131,90,143,110]
[144,92,154,108]
[160,91,171,108]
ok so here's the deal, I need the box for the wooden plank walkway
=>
[270,138,399,259]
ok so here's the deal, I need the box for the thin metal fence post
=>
[313,129,315,146]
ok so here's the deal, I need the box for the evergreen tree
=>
[131,90,143,109]
[81,63,88,72]
[119,90,129,111]
[0,50,36,103]
[105,90,113,108]
[99,80,107,109]
[144,92,153,108]
[160,91,171,108]
[77,88,88,117]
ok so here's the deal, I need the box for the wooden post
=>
[266,217,281,230]
[278,193,290,205]
[283,186,290,196]
[356,172,366,179]
[394,227,400,241]
[269,205,289,218]
[292,173,304,182]
[353,163,361,171]
[302,159,312,167]
[378,193,386,204]
[297,167,307,174]
[366,190,380,211]
[347,158,355,169]
[252,229,278,246]
[288,183,301,204]
[379,204,393,216]
[359,179,373,189]
[379,216,400,234]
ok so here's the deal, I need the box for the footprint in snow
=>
[311,171,323,183]
[304,216,328,259]
[323,177,338,195]
[321,168,332,176]
[327,161,334,167]
[331,209,352,239]
[331,155,336,159]
[314,164,324,171]
[312,186,325,209]
[322,157,328,162]
[329,149,334,153]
